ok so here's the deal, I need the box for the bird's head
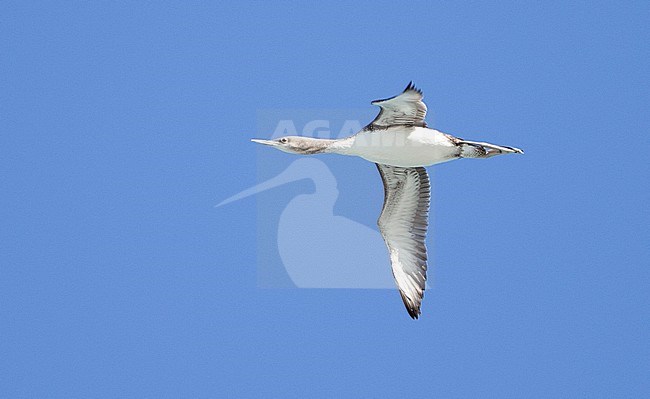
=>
[251,136,331,155]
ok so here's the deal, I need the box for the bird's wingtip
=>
[407,307,420,319]
[399,290,422,319]
[403,81,423,95]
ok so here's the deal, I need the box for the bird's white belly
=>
[348,127,459,167]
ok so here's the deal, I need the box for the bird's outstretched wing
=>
[365,82,428,130]
[376,164,430,319]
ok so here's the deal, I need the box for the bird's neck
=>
[320,137,354,155]
[297,137,354,155]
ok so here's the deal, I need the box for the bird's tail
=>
[457,140,524,158]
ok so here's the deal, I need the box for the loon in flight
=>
[251,82,523,319]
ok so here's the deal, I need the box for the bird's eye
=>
[280,138,288,143]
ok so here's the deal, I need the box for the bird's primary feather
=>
[376,164,430,319]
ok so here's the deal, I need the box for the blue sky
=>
[2,1,649,397]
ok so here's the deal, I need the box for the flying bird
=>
[251,82,523,319]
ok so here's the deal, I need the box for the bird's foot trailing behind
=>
[456,139,524,159]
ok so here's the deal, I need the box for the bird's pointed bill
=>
[251,138,278,146]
